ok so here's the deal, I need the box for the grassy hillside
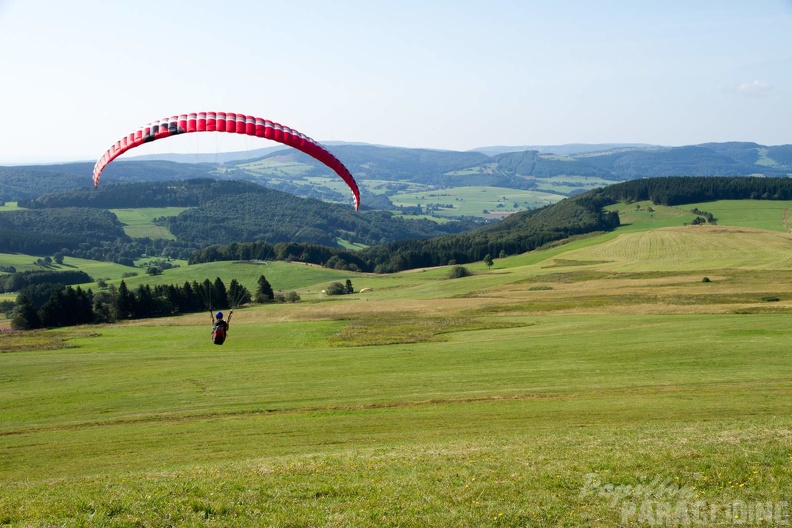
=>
[606,199,792,233]
[1,200,791,526]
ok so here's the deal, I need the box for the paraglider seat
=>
[212,326,226,345]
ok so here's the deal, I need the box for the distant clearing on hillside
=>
[111,207,189,239]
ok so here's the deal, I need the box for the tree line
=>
[0,269,93,293]
[599,176,792,206]
[6,275,291,330]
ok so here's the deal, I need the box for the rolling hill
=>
[2,141,790,204]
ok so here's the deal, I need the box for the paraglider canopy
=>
[93,112,360,210]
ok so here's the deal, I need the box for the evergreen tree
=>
[228,279,252,307]
[39,289,65,327]
[200,279,214,310]
[134,284,155,318]
[257,275,274,303]
[186,281,204,312]
[114,280,135,320]
[213,277,229,309]
[11,293,41,330]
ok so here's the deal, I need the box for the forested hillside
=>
[1,180,477,260]
[163,188,475,248]
[0,161,218,202]
[0,208,128,255]
[0,166,89,201]
[355,191,620,272]
[19,179,255,209]
[579,145,765,178]
[599,176,792,206]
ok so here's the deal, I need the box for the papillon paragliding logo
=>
[92,112,361,210]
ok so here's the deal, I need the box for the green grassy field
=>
[0,253,153,280]
[685,200,792,232]
[110,207,189,239]
[607,199,792,234]
[1,200,791,526]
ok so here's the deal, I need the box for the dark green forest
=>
[599,176,792,206]
[165,192,474,249]
[0,161,218,202]
[0,207,128,255]
[0,269,93,293]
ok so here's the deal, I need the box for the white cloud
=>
[735,79,770,96]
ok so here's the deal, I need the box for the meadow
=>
[111,207,190,240]
[1,200,791,526]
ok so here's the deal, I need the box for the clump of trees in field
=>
[3,274,299,330]
[324,279,355,295]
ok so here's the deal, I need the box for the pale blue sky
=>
[1,0,790,164]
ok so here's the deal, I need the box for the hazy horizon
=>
[1,1,790,164]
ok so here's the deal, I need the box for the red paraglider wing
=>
[92,112,360,210]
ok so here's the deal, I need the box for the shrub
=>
[325,282,347,295]
[447,265,471,279]
[286,291,301,303]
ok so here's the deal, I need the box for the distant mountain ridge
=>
[126,141,792,182]
[468,143,657,156]
[125,142,661,164]
[1,141,790,203]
